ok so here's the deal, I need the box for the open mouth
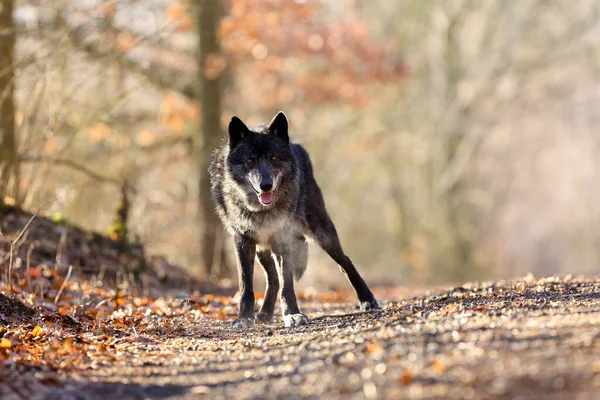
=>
[258,191,274,205]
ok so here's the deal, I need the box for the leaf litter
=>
[1,209,600,399]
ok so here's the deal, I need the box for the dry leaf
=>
[432,360,447,373]
[399,369,412,385]
[31,325,42,337]
[29,267,42,279]
[365,343,384,357]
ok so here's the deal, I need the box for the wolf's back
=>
[208,145,229,224]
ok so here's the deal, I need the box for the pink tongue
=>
[259,192,274,204]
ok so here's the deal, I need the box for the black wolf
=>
[210,112,381,328]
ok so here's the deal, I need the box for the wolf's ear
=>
[229,116,249,148]
[267,111,289,143]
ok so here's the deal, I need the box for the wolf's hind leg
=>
[255,250,279,323]
[309,219,381,310]
[272,245,309,327]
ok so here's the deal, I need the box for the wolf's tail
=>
[293,262,308,281]
[293,238,309,281]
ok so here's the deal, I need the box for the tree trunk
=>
[0,0,16,201]
[197,0,229,278]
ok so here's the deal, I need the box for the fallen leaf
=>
[28,267,42,279]
[432,360,447,373]
[399,369,412,385]
[31,325,43,337]
[365,343,384,357]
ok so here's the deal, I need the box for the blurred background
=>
[1,0,600,289]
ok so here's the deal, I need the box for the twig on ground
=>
[7,213,37,292]
[55,229,68,271]
[95,299,110,309]
[54,264,73,304]
[311,310,380,321]
[26,242,34,295]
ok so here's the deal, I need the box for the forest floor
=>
[2,208,600,399]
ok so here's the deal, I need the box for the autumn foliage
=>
[220,0,405,106]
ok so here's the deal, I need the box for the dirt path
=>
[53,276,599,400]
[4,211,598,398]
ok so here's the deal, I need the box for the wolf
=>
[209,111,381,328]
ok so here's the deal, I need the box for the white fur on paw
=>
[283,313,310,327]
[360,300,382,311]
[232,317,254,329]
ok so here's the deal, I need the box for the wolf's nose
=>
[260,180,273,192]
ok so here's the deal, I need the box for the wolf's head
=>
[226,112,296,210]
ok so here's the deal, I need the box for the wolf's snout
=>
[257,178,275,205]
[259,180,273,192]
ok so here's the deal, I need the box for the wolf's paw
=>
[283,313,310,327]
[232,317,255,329]
[360,299,382,311]
[255,312,274,324]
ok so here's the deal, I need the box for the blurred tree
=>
[0,0,16,202]
[376,0,600,282]
[6,0,600,284]
[197,0,230,278]
[8,0,405,281]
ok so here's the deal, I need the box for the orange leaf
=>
[365,343,384,357]
[135,129,157,147]
[117,33,136,53]
[432,360,447,373]
[0,338,12,349]
[3,196,15,206]
[63,337,74,350]
[52,278,64,290]
[29,267,42,279]
[167,2,185,22]
[88,122,109,143]
[176,16,194,32]
[32,325,43,337]
[399,369,412,385]
[44,137,57,154]
[220,297,231,305]
[101,2,117,17]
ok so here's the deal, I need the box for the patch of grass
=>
[50,212,67,225]
[0,201,16,216]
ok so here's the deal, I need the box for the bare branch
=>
[17,156,137,193]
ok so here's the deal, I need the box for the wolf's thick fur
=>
[210,112,381,327]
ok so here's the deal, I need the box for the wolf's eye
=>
[246,158,254,164]
[271,155,277,161]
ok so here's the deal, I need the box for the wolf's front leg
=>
[272,248,309,327]
[232,234,256,328]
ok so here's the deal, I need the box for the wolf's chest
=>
[251,216,297,249]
